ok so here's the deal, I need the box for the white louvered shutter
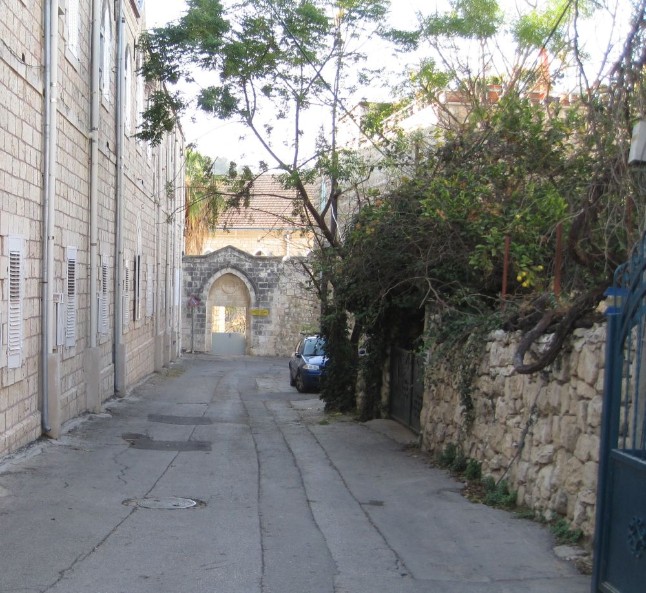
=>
[67,0,80,57]
[123,258,130,330]
[134,254,142,321]
[65,246,77,347]
[146,256,154,317]
[7,236,24,368]
[98,255,109,335]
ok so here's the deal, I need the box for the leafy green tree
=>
[140,0,396,411]
[141,0,646,416]
[183,148,228,255]
[139,0,390,251]
[337,0,646,412]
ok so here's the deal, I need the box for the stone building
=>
[0,0,184,457]
[183,174,320,357]
[201,174,316,257]
[183,247,320,357]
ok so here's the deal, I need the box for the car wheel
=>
[289,368,296,387]
[295,372,307,393]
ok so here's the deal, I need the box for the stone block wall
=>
[268,258,321,355]
[202,229,312,258]
[420,324,606,538]
[183,249,320,356]
[0,0,46,456]
[0,1,184,457]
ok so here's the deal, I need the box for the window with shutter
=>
[134,254,142,321]
[67,0,80,58]
[136,52,145,134]
[124,46,132,133]
[123,258,130,331]
[98,255,109,335]
[146,257,154,317]
[174,268,180,307]
[7,236,24,369]
[65,246,77,348]
[100,1,112,100]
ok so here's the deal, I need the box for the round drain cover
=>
[123,496,199,509]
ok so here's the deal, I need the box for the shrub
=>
[451,450,468,474]
[437,443,458,468]
[550,518,583,545]
[464,458,482,482]
[483,478,517,509]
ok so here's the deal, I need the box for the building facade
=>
[0,0,184,457]
[201,174,316,257]
[184,174,320,357]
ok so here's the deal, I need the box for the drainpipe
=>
[89,0,101,347]
[164,143,175,363]
[154,150,162,370]
[167,141,172,347]
[175,135,183,356]
[114,3,126,394]
[41,0,60,434]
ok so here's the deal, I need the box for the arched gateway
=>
[182,246,319,356]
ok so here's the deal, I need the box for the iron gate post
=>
[592,286,624,591]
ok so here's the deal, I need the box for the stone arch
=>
[183,247,321,356]
[203,268,257,354]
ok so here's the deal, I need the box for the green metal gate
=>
[593,233,646,592]
[390,347,424,432]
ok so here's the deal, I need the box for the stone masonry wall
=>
[0,1,183,457]
[420,324,605,538]
[0,0,46,455]
[183,249,320,356]
[202,229,312,258]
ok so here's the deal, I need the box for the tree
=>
[183,148,228,255]
[140,0,646,417]
[139,0,395,411]
[140,0,390,251]
[337,0,646,413]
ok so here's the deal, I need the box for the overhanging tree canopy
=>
[139,0,646,416]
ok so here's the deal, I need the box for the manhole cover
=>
[123,496,202,509]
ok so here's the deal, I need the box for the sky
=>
[143,0,634,170]
[144,0,434,169]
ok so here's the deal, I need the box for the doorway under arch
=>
[207,271,253,355]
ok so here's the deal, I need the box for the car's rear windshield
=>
[303,338,326,356]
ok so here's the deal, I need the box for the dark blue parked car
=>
[289,335,327,392]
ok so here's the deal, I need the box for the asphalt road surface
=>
[0,355,591,593]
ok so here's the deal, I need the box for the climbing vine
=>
[426,307,507,430]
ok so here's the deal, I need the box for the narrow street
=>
[0,355,590,593]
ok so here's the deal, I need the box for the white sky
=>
[143,1,634,169]
[144,0,435,168]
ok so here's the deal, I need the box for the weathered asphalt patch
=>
[121,433,212,452]
[147,414,213,425]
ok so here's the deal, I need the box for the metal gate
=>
[390,347,424,432]
[211,332,246,355]
[593,234,646,592]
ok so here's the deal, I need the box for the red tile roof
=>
[218,174,317,231]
